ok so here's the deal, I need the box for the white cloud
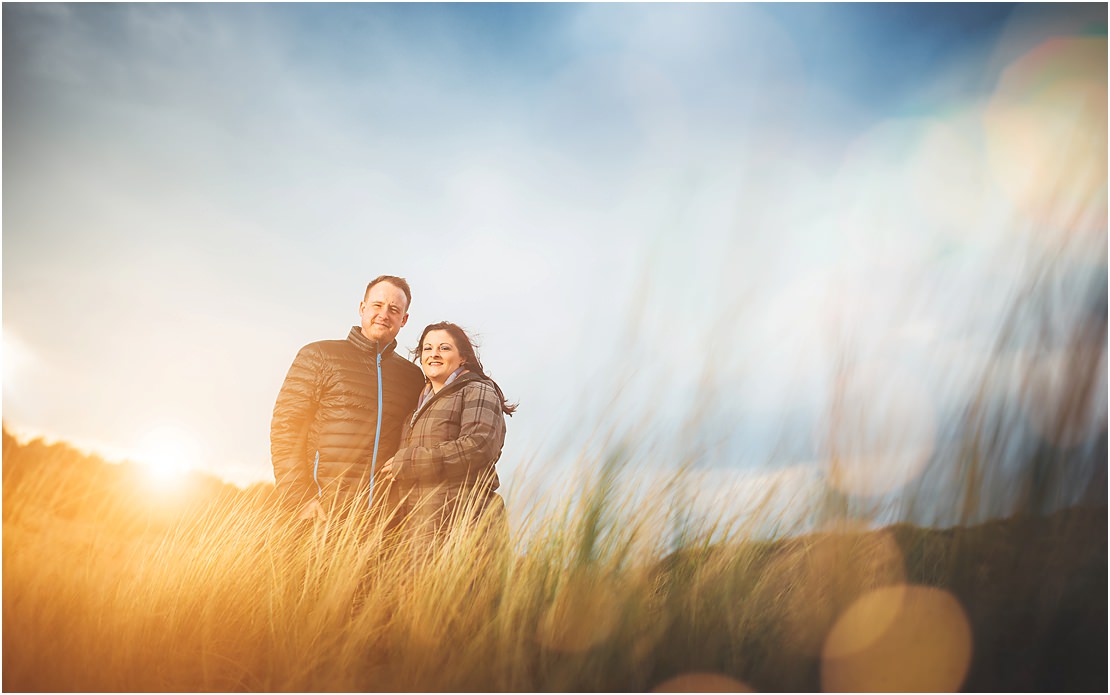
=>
[4,5,1103,530]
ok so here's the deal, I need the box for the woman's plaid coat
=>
[381,371,507,540]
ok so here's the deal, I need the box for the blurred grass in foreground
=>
[3,425,1104,692]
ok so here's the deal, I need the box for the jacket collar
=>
[346,325,399,357]
[415,366,467,411]
[410,371,484,425]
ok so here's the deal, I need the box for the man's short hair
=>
[365,275,412,310]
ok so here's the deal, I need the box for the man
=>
[270,275,426,520]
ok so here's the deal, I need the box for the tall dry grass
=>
[4,238,1106,690]
[3,219,1105,689]
[3,418,1105,692]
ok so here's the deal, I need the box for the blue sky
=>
[3,3,1105,529]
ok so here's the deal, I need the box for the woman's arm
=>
[385,382,506,483]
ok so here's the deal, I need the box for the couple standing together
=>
[269,274,516,544]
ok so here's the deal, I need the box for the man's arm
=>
[384,382,506,484]
[270,345,324,510]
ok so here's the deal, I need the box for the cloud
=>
[3,5,1104,530]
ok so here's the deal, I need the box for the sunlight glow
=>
[2,331,38,396]
[133,424,199,489]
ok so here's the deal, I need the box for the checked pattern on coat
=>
[390,374,507,489]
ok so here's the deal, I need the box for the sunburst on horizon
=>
[132,424,200,490]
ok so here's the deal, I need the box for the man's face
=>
[359,281,409,345]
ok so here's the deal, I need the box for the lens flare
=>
[906,117,992,236]
[1023,344,1108,448]
[631,603,671,663]
[536,571,619,652]
[822,365,937,498]
[820,583,908,661]
[983,36,1107,257]
[652,671,754,692]
[758,525,905,656]
[821,584,973,692]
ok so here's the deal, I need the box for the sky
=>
[3,3,1106,531]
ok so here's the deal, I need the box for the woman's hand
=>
[378,456,401,482]
[296,498,327,521]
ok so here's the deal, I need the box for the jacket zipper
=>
[312,450,322,497]
[370,350,384,498]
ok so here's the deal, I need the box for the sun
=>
[133,424,199,488]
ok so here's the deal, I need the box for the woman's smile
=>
[421,329,464,388]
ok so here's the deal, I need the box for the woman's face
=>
[420,329,464,386]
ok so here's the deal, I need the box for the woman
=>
[377,321,516,549]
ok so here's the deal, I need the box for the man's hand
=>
[296,498,327,521]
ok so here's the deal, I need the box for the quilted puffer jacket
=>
[270,326,425,508]
[381,371,507,539]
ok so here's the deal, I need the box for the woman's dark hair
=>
[412,321,518,415]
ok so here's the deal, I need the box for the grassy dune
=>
[2,428,1104,692]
